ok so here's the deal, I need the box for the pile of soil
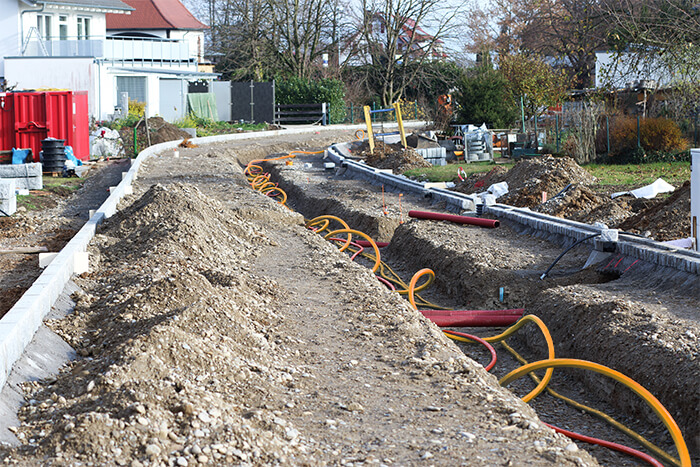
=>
[498,156,597,207]
[10,183,300,465]
[453,166,508,194]
[119,117,192,157]
[618,181,692,240]
[534,185,634,227]
[452,156,596,209]
[358,140,431,174]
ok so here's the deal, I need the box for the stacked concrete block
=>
[0,179,16,216]
[0,163,43,190]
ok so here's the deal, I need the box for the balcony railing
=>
[22,35,195,67]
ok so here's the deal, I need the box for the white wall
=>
[595,51,674,89]
[18,5,108,40]
[4,57,97,113]
[0,0,21,78]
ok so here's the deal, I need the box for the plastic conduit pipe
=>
[355,240,390,248]
[324,229,381,273]
[444,314,555,403]
[500,358,690,467]
[422,309,524,327]
[545,423,664,467]
[443,330,497,371]
[408,210,500,228]
[307,216,352,251]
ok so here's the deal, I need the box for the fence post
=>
[555,114,560,153]
[322,103,328,126]
[606,116,610,156]
[534,114,538,152]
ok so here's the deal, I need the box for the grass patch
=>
[583,162,690,187]
[404,161,513,183]
[173,115,268,136]
[16,176,84,212]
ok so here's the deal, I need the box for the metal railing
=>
[21,35,195,67]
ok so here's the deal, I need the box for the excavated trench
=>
[266,151,700,466]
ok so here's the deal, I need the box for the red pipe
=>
[355,240,390,248]
[408,210,500,228]
[545,423,664,467]
[442,330,498,371]
[420,308,524,327]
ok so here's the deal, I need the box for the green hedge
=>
[276,77,346,124]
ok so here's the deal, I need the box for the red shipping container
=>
[0,91,90,163]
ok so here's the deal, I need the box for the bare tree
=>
[355,0,468,106]
[266,0,338,78]
[599,0,700,81]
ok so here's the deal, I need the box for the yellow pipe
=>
[445,315,555,403]
[307,216,352,251]
[500,358,690,467]
[323,228,381,272]
[500,342,681,467]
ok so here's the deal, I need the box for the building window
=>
[37,14,52,41]
[77,17,91,40]
[116,76,147,104]
[59,16,68,40]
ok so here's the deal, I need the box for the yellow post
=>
[363,105,374,152]
[393,102,407,148]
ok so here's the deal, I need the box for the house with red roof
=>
[1,0,214,122]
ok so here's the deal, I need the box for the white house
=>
[1,0,215,121]
[595,50,675,90]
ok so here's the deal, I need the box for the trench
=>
[262,151,700,467]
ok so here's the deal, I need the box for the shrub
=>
[128,99,146,118]
[609,116,688,161]
[276,77,347,124]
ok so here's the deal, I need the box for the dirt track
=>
[0,130,698,466]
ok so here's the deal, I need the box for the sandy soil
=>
[0,132,600,466]
[0,130,697,466]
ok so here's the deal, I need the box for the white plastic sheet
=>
[612,178,675,199]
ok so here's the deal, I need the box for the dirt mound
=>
[120,117,192,157]
[11,183,298,465]
[534,185,634,227]
[358,140,431,174]
[499,156,596,207]
[453,166,508,194]
[617,181,691,240]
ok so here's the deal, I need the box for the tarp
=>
[187,93,218,120]
[612,178,675,199]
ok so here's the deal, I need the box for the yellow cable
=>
[500,342,681,467]
[444,315,555,403]
[500,358,690,467]
[323,228,381,273]
[307,216,352,251]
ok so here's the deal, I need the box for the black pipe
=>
[540,233,601,280]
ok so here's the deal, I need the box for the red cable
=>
[442,330,497,371]
[545,423,664,467]
[376,275,396,291]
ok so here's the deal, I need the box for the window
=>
[77,17,91,40]
[116,76,147,104]
[59,16,68,40]
[37,14,52,41]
